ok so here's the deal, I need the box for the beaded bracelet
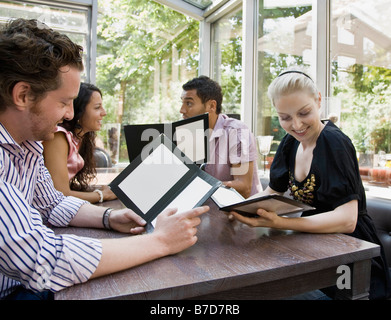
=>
[93,189,104,203]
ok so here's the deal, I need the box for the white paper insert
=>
[118,144,189,213]
[151,176,213,227]
[211,186,244,207]
[175,120,205,163]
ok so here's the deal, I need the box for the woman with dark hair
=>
[43,82,116,203]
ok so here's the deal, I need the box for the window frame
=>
[0,0,98,83]
[7,0,390,197]
[158,0,332,132]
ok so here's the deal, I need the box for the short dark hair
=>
[0,18,84,112]
[182,75,223,114]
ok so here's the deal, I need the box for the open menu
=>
[109,134,221,229]
[124,113,209,166]
[211,186,315,217]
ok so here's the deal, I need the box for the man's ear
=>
[12,82,31,111]
[206,99,217,115]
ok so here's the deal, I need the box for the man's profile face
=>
[180,89,207,119]
[28,66,80,142]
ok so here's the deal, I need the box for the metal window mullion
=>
[242,0,257,132]
[313,0,331,102]
[199,20,211,77]
[88,0,97,84]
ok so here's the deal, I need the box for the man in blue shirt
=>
[0,18,208,300]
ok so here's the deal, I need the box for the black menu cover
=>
[211,186,315,217]
[124,113,209,165]
[110,134,220,228]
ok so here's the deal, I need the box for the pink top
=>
[56,126,84,180]
[205,114,262,196]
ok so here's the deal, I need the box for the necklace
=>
[289,172,316,204]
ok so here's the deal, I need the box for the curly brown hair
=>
[60,83,101,191]
[0,18,84,112]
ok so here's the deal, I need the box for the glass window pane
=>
[331,0,391,190]
[212,7,243,116]
[0,0,90,81]
[183,0,212,9]
[96,0,199,163]
[256,1,313,174]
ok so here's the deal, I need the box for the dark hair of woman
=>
[60,82,102,191]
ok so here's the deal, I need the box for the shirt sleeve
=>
[314,127,363,211]
[32,156,86,227]
[0,179,102,293]
[228,126,258,165]
[0,156,102,294]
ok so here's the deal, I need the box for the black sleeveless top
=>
[269,121,390,299]
[269,121,366,216]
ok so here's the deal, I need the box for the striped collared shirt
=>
[0,123,102,299]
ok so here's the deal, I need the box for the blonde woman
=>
[230,70,390,300]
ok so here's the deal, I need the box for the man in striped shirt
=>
[0,18,208,300]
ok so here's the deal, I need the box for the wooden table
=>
[54,199,379,300]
